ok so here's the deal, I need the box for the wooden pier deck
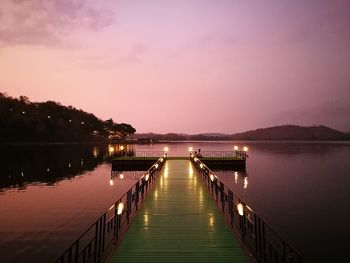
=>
[110,160,248,262]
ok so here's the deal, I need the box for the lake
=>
[0,141,349,262]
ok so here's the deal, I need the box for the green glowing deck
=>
[110,160,248,263]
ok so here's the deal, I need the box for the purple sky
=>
[1,0,349,133]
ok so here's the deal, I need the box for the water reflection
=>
[214,170,248,190]
[0,144,112,191]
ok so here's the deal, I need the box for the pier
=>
[110,160,248,262]
[56,150,306,263]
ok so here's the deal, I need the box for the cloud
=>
[0,0,114,47]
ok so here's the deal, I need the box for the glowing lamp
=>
[160,158,164,162]
[117,203,124,215]
[210,174,215,181]
[109,179,114,186]
[234,146,239,151]
[164,147,169,152]
[145,173,150,181]
[188,147,193,152]
[243,146,248,152]
[155,164,159,169]
[120,145,124,150]
[200,163,204,169]
[237,203,244,216]
[120,174,124,179]
[194,158,198,162]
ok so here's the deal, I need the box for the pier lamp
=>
[145,173,150,181]
[210,174,215,182]
[117,203,124,215]
[234,146,239,151]
[243,146,248,152]
[188,147,193,152]
[164,147,169,152]
[237,203,244,216]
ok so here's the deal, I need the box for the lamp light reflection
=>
[244,177,248,189]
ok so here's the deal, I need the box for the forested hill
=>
[0,93,136,143]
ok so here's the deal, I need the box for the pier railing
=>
[55,153,167,263]
[201,151,248,159]
[191,155,306,263]
[134,151,166,158]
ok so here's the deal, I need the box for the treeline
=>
[0,93,136,143]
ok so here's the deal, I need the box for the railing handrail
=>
[55,152,168,263]
[190,154,306,263]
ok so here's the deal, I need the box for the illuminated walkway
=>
[110,160,248,263]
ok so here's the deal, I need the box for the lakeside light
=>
[120,174,124,179]
[237,203,244,216]
[234,145,239,151]
[47,115,51,119]
[210,174,215,181]
[243,146,248,152]
[164,147,169,152]
[109,179,114,186]
[188,147,193,152]
[120,145,124,150]
[117,203,124,215]
[81,121,84,125]
[145,173,150,181]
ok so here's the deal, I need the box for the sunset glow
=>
[1,0,349,133]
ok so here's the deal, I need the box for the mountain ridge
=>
[131,125,349,141]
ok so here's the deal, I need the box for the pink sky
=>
[1,0,349,133]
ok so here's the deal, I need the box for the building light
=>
[243,146,248,152]
[188,147,193,152]
[164,147,169,152]
[234,145,239,151]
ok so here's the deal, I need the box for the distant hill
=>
[132,125,348,141]
[228,125,346,140]
[0,93,136,143]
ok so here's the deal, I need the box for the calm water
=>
[0,142,349,262]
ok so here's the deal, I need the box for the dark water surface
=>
[0,142,349,262]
